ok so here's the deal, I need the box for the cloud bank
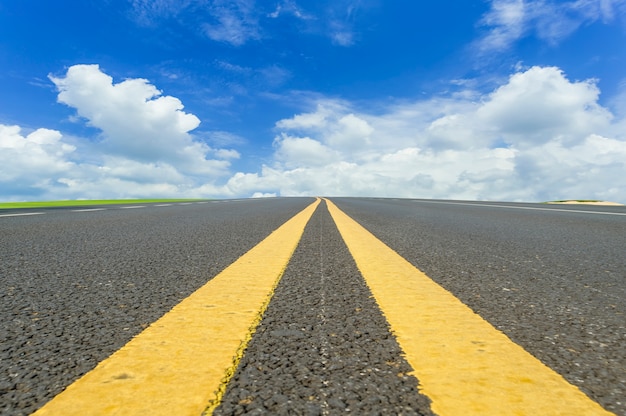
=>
[221,66,626,202]
[1,65,625,202]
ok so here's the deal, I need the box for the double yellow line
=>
[34,198,613,415]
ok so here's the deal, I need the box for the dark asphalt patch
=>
[213,201,434,415]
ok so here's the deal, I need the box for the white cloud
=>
[274,134,340,168]
[258,65,291,87]
[609,79,626,119]
[0,125,76,200]
[130,0,195,26]
[478,0,526,51]
[276,104,333,130]
[219,66,626,202]
[327,2,359,47]
[97,157,186,184]
[3,65,625,203]
[205,130,247,146]
[215,60,252,74]
[0,65,240,201]
[276,104,374,152]
[131,0,262,46]
[215,148,241,159]
[222,147,518,200]
[203,0,260,46]
[330,30,355,47]
[477,0,626,52]
[477,66,612,146]
[267,0,365,47]
[513,133,626,201]
[130,0,369,48]
[328,113,373,149]
[268,1,313,20]
[49,64,230,177]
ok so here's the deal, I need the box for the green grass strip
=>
[0,199,207,209]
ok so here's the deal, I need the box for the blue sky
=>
[1,0,626,202]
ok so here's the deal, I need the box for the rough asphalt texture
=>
[214,201,434,416]
[331,198,626,416]
[0,199,314,415]
[2,197,624,415]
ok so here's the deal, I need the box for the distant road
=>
[1,197,624,415]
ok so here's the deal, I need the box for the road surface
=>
[1,198,624,415]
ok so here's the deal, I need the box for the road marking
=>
[0,212,44,218]
[72,208,106,212]
[416,200,626,216]
[33,198,320,416]
[154,204,172,207]
[325,198,613,416]
[120,205,146,209]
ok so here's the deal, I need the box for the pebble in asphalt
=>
[214,202,435,415]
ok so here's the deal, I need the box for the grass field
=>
[0,199,206,209]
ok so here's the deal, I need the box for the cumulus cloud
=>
[276,104,374,151]
[274,134,340,168]
[477,0,626,52]
[0,125,76,200]
[477,66,613,146]
[219,66,626,202]
[49,64,232,178]
[0,65,239,200]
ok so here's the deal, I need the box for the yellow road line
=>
[34,198,320,416]
[325,198,613,416]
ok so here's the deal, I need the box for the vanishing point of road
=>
[1,198,624,415]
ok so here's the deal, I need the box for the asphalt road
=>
[0,198,315,415]
[330,197,626,415]
[1,197,624,415]
[214,201,435,415]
